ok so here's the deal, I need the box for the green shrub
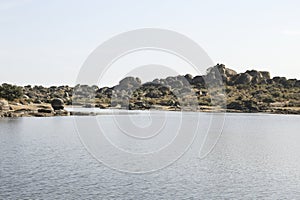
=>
[0,83,23,101]
[262,96,275,103]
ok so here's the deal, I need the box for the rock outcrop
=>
[51,98,64,110]
[0,99,9,111]
[1,63,300,116]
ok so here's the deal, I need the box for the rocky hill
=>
[1,64,300,117]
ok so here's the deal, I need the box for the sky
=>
[0,0,300,87]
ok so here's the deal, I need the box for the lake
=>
[0,112,300,199]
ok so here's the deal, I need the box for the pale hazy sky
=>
[0,0,300,86]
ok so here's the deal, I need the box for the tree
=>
[0,83,23,101]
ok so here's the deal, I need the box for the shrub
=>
[262,96,275,103]
[0,83,23,101]
[271,91,282,98]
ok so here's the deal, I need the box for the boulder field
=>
[1,64,300,117]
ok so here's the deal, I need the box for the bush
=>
[262,96,275,103]
[0,83,23,101]
[271,91,282,98]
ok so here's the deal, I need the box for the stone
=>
[272,76,287,84]
[51,98,64,110]
[54,109,69,116]
[234,73,252,84]
[33,99,42,104]
[260,71,271,80]
[168,80,183,89]
[0,99,9,111]
[152,79,161,84]
[23,95,30,99]
[184,74,194,84]
[192,76,205,85]
[176,76,190,86]
[119,77,141,88]
[266,79,273,84]
[246,70,260,77]
[38,108,53,114]
[206,64,237,83]
[129,101,150,110]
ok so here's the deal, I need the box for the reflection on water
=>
[0,113,300,199]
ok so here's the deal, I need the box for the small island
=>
[0,64,299,117]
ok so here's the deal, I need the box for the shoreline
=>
[1,103,299,118]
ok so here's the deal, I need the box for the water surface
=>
[0,113,300,199]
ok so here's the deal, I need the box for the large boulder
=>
[114,77,141,92]
[192,76,205,85]
[245,70,267,84]
[272,76,287,84]
[260,71,271,80]
[272,76,291,87]
[229,69,271,85]
[0,99,9,111]
[216,64,237,77]
[168,80,183,89]
[119,77,141,87]
[207,64,237,83]
[234,73,253,84]
[152,79,161,85]
[51,98,64,110]
[245,70,260,77]
[184,74,194,84]
[165,76,176,84]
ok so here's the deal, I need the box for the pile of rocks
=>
[0,98,68,117]
[1,64,300,116]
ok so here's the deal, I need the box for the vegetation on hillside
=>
[0,83,23,101]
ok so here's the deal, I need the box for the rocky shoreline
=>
[1,64,300,117]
